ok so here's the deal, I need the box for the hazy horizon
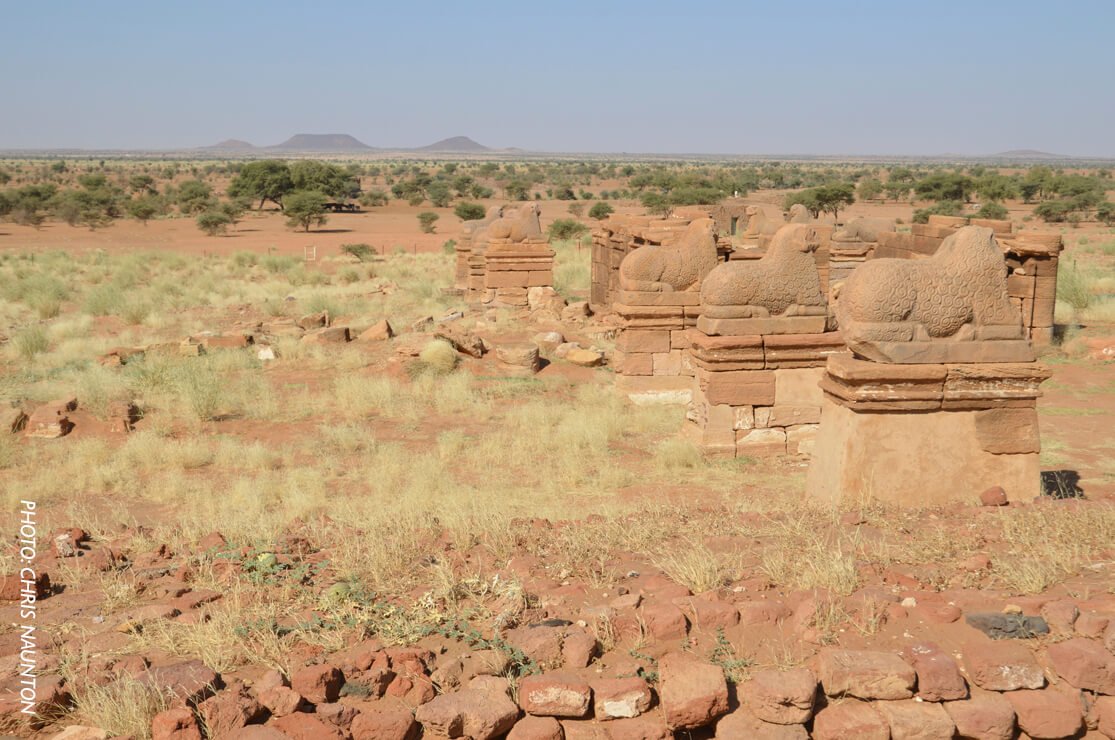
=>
[2,1,1112,157]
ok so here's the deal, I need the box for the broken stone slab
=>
[25,399,77,439]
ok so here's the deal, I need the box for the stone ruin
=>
[458,203,556,309]
[875,214,1063,346]
[611,218,722,403]
[807,225,1049,507]
[683,224,845,457]
[589,208,741,311]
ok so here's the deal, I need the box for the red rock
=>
[507,715,564,740]
[943,693,1016,740]
[979,486,1008,506]
[1006,687,1084,739]
[519,673,591,718]
[901,643,967,702]
[591,677,653,720]
[923,603,962,623]
[350,702,418,740]
[470,675,512,696]
[737,600,792,626]
[356,320,395,342]
[601,714,671,739]
[0,571,50,601]
[257,685,303,716]
[46,727,108,740]
[139,660,221,704]
[875,699,955,739]
[1076,612,1111,639]
[739,667,816,724]
[290,663,343,704]
[197,532,227,551]
[1095,695,1115,738]
[197,685,266,734]
[961,640,1044,690]
[271,713,346,739]
[1107,620,1115,654]
[25,399,75,438]
[1041,599,1080,634]
[811,700,888,740]
[676,596,740,632]
[507,626,566,668]
[816,648,915,700]
[316,702,358,730]
[1047,637,1115,694]
[562,630,598,669]
[384,672,435,705]
[640,602,688,641]
[150,708,201,740]
[714,705,808,738]
[414,688,520,739]
[657,652,729,730]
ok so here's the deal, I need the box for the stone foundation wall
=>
[613,293,700,404]
[466,238,555,309]
[683,332,846,458]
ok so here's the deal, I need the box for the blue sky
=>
[1,1,1111,155]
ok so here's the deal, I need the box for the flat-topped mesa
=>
[455,205,504,291]
[699,224,828,336]
[835,225,1035,364]
[466,204,555,309]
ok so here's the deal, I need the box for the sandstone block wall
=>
[683,331,846,458]
[467,238,555,308]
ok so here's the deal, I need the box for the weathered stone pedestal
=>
[806,355,1049,507]
[683,331,845,458]
[613,291,700,404]
[468,238,555,308]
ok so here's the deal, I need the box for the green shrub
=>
[975,202,1009,220]
[912,200,963,224]
[417,212,439,234]
[548,219,589,240]
[1058,265,1093,312]
[454,202,486,221]
[588,202,614,220]
[196,210,232,236]
[341,243,375,262]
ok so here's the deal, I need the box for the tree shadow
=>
[1041,469,1084,499]
[310,228,354,234]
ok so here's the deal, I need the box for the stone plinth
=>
[614,291,700,404]
[806,355,1049,507]
[468,238,555,308]
[683,330,846,458]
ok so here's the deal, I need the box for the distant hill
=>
[268,134,374,152]
[417,136,492,153]
[203,139,256,150]
[989,149,1066,160]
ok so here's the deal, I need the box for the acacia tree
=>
[228,160,294,210]
[284,190,328,232]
